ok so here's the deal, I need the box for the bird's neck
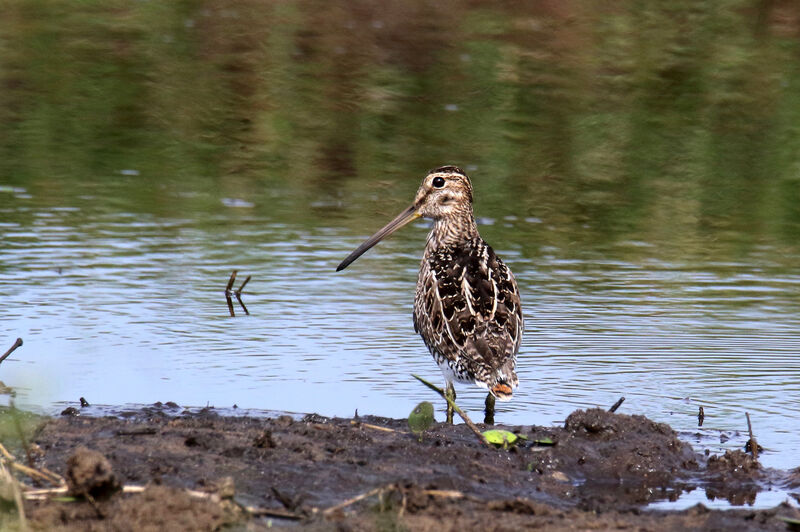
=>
[426,212,479,249]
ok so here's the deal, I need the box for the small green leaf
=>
[533,437,555,446]
[408,401,435,435]
[482,429,524,447]
[52,496,78,503]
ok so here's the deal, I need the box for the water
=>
[1,0,799,489]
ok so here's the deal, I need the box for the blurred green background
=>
[2,0,799,252]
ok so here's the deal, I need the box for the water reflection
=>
[0,0,799,478]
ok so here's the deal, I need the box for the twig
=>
[4,450,66,486]
[421,489,463,499]
[226,294,235,317]
[745,412,759,461]
[243,505,303,519]
[235,276,251,296]
[321,484,464,518]
[22,486,68,498]
[0,461,28,531]
[608,396,625,413]
[26,481,457,521]
[36,465,64,485]
[322,484,395,515]
[24,484,304,519]
[225,271,237,294]
[225,272,250,316]
[225,271,237,317]
[0,441,18,462]
[24,485,150,499]
[350,420,397,433]
[0,338,23,365]
[411,374,490,447]
[235,294,250,316]
[3,458,63,486]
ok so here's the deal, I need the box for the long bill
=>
[336,204,421,271]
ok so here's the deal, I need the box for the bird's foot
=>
[445,383,456,424]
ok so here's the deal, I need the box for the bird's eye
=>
[432,176,446,188]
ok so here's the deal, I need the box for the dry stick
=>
[26,481,458,521]
[21,486,68,499]
[0,338,23,365]
[350,420,397,433]
[6,450,67,486]
[24,484,303,519]
[235,275,251,296]
[7,462,62,486]
[608,396,625,413]
[422,489,463,499]
[232,274,251,315]
[322,484,464,517]
[225,271,237,294]
[0,461,28,531]
[235,294,250,316]
[0,441,63,486]
[745,412,759,461]
[225,271,237,317]
[411,374,490,447]
[243,505,303,520]
[0,442,20,464]
[322,484,395,516]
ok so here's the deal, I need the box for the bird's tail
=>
[490,382,514,401]
[483,362,517,401]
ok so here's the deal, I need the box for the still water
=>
[1,0,799,483]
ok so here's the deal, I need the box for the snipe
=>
[337,166,523,424]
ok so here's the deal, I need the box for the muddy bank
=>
[8,405,800,530]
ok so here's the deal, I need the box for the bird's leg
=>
[445,382,456,424]
[484,393,495,425]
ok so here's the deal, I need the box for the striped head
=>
[414,166,474,221]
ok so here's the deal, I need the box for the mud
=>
[11,405,800,530]
[65,447,121,500]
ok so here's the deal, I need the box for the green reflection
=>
[0,0,798,261]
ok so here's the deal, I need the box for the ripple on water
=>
[1,212,799,476]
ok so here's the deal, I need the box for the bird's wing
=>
[413,240,523,378]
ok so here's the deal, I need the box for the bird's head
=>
[413,166,474,221]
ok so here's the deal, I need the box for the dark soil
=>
[13,405,800,530]
[65,447,121,500]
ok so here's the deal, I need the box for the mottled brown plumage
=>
[337,166,523,422]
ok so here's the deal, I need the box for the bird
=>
[336,166,523,424]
